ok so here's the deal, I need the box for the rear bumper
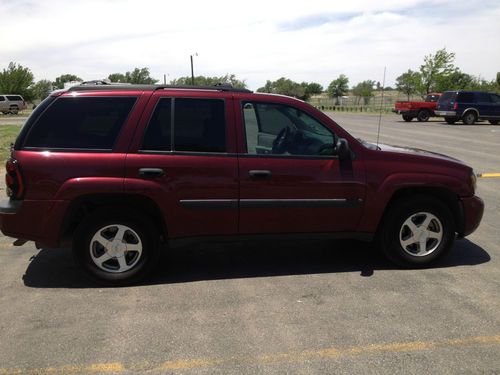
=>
[459,195,484,237]
[0,199,68,248]
[393,109,418,116]
[435,110,456,116]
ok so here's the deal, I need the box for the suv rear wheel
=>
[73,209,160,285]
[378,195,455,267]
[462,111,477,125]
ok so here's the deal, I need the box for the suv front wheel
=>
[378,196,455,267]
[73,209,160,285]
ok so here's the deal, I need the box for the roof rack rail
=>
[68,83,252,93]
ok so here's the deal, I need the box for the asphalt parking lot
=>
[0,113,499,374]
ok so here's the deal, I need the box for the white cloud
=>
[0,0,498,90]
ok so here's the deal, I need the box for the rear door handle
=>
[139,168,164,178]
[248,170,272,178]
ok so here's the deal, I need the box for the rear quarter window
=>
[456,92,475,103]
[6,95,23,101]
[23,96,136,150]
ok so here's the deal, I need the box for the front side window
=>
[24,97,136,150]
[243,102,335,156]
[476,93,491,103]
[141,98,226,153]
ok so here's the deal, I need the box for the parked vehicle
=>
[435,90,500,125]
[0,83,484,285]
[393,93,441,122]
[0,95,27,114]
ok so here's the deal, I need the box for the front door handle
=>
[248,170,272,179]
[139,168,164,178]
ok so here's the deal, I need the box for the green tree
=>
[0,62,35,101]
[125,67,158,84]
[107,73,127,83]
[395,69,421,101]
[301,82,323,100]
[352,80,375,105]
[53,74,82,89]
[257,77,306,99]
[170,74,246,89]
[434,71,474,92]
[327,74,349,105]
[31,79,53,101]
[419,48,457,94]
[497,72,500,87]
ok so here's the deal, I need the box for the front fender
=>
[357,172,468,233]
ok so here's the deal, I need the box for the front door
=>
[238,101,366,235]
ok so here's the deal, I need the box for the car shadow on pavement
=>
[22,238,490,288]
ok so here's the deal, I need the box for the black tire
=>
[402,115,413,122]
[444,117,457,125]
[377,195,455,267]
[73,209,160,286]
[9,106,19,115]
[489,120,499,125]
[1,111,8,115]
[462,111,477,125]
[417,110,430,122]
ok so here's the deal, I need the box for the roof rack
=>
[68,82,252,93]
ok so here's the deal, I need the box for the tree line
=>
[0,48,498,104]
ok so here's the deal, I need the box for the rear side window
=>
[141,98,226,153]
[24,97,136,150]
[0,96,5,102]
[6,95,23,101]
[456,92,475,103]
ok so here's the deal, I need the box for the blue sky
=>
[0,0,499,90]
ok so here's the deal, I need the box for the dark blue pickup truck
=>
[435,90,500,125]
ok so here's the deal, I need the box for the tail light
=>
[5,158,24,199]
[453,102,458,110]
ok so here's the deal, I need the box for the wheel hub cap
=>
[89,224,142,273]
[399,212,443,257]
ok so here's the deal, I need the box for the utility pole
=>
[190,53,198,85]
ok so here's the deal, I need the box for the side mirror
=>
[336,138,350,161]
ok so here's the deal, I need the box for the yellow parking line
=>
[0,335,499,374]
[477,173,500,178]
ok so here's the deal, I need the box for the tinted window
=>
[0,96,5,102]
[174,98,226,152]
[476,93,491,103]
[439,92,456,103]
[491,94,500,103]
[456,92,475,103]
[243,102,335,156]
[141,98,172,151]
[24,97,136,150]
[6,95,22,101]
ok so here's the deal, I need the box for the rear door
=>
[236,99,366,235]
[125,91,239,239]
[475,92,493,117]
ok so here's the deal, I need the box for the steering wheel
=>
[272,126,292,154]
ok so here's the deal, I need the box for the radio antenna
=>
[376,66,386,147]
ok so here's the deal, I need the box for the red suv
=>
[0,83,484,285]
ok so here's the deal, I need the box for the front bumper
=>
[459,195,484,237]
[435,110,456,116]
